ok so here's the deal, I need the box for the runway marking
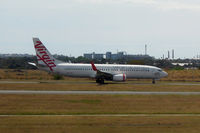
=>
[0,90,200,95]
[0,81,39,84]
[1,114,200,117]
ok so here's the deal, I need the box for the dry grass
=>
[1,69,200,132]
[0,82,200,92]
[1,69,200,82]
[0,69,88,81]
[1,116,200,133]
[0,94,200,115]
[0,69,50,80]
[162,69,200,81]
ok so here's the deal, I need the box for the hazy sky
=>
[1,0,200,58]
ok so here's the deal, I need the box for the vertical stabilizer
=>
[33,38,61,72]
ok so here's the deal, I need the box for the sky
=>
[1,0,200,59]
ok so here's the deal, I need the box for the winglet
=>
[91,62,97,71]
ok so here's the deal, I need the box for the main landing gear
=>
[152,79,156,84]
[96,78,105,84]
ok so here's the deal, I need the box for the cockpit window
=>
[158,69,162,72]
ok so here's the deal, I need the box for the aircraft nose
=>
[162,71,168,77]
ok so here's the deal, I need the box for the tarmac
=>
[0,90,200,95]
[1,80,200,86]
[1,114,200,116]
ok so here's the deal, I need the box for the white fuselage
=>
[39,63,168,80]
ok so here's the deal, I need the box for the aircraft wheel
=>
[100,79,104,84]
[96,79,100,83]
[152,79,156,84]
[96,78,104,84]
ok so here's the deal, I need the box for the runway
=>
[0,81,40,84]
[1,90,200,95]
[1,114,200,117]
[0,80,200,86]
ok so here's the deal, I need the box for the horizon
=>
[0,52,200,60]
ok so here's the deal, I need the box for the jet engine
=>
[113,74,126,81]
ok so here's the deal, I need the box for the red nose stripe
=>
[123,74,125,81]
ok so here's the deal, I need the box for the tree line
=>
[1,55,199,70]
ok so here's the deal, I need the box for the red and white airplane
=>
[30,38,168,84]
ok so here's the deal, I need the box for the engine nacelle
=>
[113,74,126,81]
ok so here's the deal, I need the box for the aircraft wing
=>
[91,62,113,80]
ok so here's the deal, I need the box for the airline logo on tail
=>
[34,40,56,71]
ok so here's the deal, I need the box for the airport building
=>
[84,51,153,60]
[84,52,104,60]
[83,53,93,59]
[0,54,33,58]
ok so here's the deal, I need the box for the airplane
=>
[29,38,168,84]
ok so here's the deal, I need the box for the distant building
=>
[106,52,112,59]
[93,52,104,59]
[83,52,104,60]
[109,52,125,60]
[126,54,153,60]
[84,51,153,60]
[0,54,33,58]
[83,53,93,59]
[172,63,190,66]
[116,52,124,59]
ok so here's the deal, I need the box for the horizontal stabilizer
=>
[28,62,36,66]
